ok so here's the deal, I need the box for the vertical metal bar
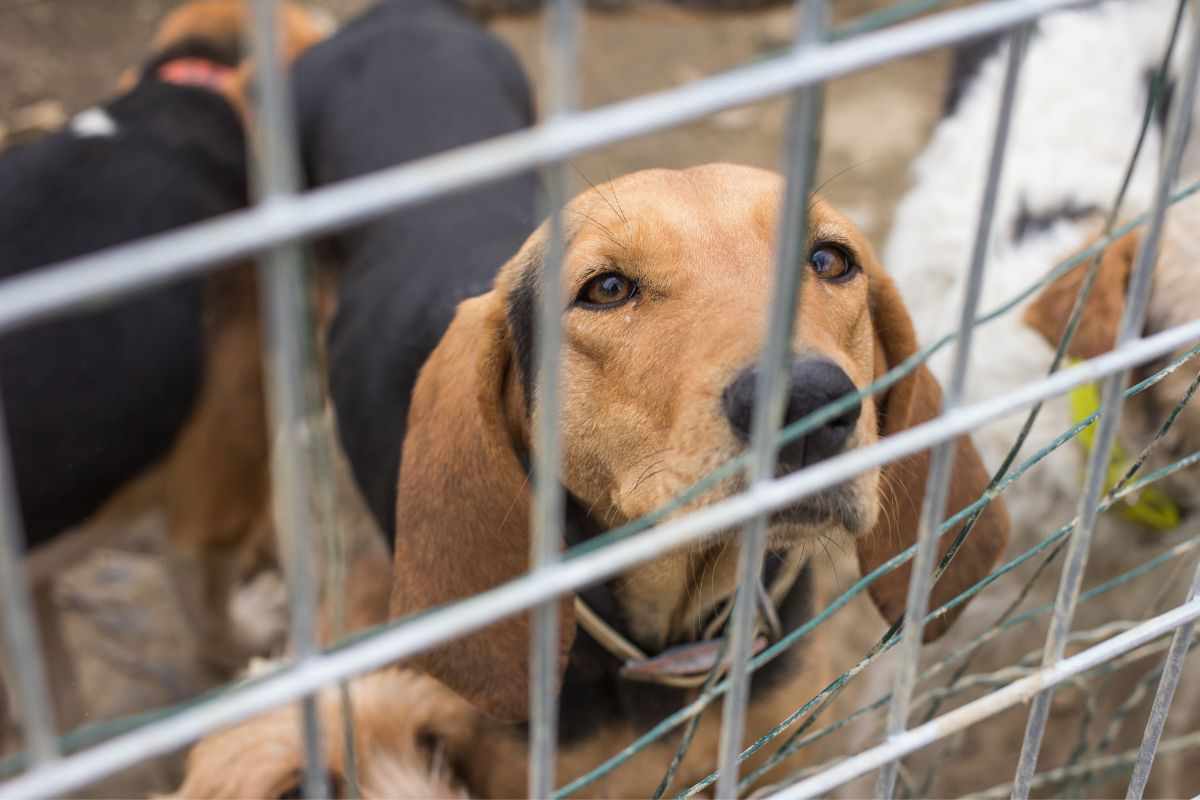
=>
[1012,6,1200,796]
[875,24,1029,800]
[0,394,59,765]
[714,3,826,797]
[528,1,579,797]
[246,1,326,797]
[1124,559,1200,799]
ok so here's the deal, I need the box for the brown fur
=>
[163,668,477,800]
[387,165,1008,782]
[159,265,271,671]
[151,0,327,66]
[1022,228,1140,360]
[118,0,329,102]
[163,267,385,664]
[164,637,850,798]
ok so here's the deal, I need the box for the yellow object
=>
[1067,370,1181,531]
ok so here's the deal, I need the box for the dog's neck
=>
[513,431,800,653]
[551,494,815,744]
[613,547,742,650]
[561,485,805,654]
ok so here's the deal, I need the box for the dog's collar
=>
[572,554,805,689]
[156,57,236,95]
[552,467,802,688]
[1067,363,1180,530]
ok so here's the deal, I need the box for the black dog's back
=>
[297,0,539,540]
[0,80,247,547]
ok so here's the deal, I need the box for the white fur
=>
[70,107,119,139]
[885,0,1198,551]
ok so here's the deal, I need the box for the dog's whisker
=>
[807,156,878,204]
[629,463,668,499]
[567,208,628,253]
[572,163,630,230]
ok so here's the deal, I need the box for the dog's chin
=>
[771,501,849,528]
[720,469,865,542]
[759,484,866,549]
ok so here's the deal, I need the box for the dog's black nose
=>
[722,358,861,470]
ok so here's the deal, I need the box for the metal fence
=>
[2,0,1200,798]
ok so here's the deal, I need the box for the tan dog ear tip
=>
[1019,300,1052,338]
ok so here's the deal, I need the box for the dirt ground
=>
[0,1,954,797]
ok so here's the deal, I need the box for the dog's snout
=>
[722,359,861,470]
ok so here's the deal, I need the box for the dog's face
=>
[1024,200,1200,511]
[501,166,882,545]
[391,163,1010,721]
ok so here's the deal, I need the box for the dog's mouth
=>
[770,484,864,532]
[726,471,865,537]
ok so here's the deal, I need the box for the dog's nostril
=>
[721,369,757,443]
[827,404,861,433]
[782,359,861,467]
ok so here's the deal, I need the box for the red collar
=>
[156,57,236,94]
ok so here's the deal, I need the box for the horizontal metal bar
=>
[768,596,1200,800]
[2,310,1197,799]
[0,0,1090,337]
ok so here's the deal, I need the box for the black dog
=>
[294,0,539,540]
[0,40,248,551]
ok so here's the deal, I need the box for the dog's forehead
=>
[568,166,866,261]
[577,164,780,230]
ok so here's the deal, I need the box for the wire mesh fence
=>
[1,0,1199,798]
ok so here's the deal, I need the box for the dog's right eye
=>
[575,272,638,309]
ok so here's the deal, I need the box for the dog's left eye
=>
[576,272,638,309]
[809,245,858,282]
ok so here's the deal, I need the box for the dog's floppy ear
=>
[856,269,1011,641]
[389,240,575,722]
[1023,230,1140,359]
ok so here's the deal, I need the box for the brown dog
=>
[395,163,1010,795]
[171,164,1009,797]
